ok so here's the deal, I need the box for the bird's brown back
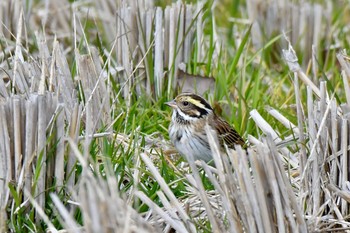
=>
[210,114,245,148]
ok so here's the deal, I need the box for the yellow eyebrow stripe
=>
[188,98,206,109]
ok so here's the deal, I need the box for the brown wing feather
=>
[210,115,245,148]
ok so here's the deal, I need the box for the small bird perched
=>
[166,93,245,163]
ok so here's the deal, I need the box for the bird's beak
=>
[165,100,177,108]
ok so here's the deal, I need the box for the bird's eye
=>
[183,101,189,106]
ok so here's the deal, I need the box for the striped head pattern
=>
[166,93,213,123]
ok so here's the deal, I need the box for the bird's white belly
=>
[169,125,212,163]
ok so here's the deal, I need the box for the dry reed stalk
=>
[50,193,81,233]
[137,191,187,232]
[12,9,24,94]
[1,1,350,232]
[330,99,339,185]
[154,7,164,97]
[137,8,152,95]
[117,3,133,103]
[0,104,11,228]
[94,0,118,43]
[36,95,47,219]
[294,72,307,193]
[13,97,22,180]
[139,153,196,232]
[89,1,203,99]
[246,0,329,63]
[0,22,87,225]
[83,101,93,169]
[77,49,110,130]
[54,105,65,190]
[250,141,307,232]
[43,139,157,233]
[338,53,350,106]
[24,189,58,233]
[140,126,309,232]
[266,106,299,135]
[166,5,176,94]
[249,149,274,233]
[280,41,350,231]
[283,38,321,98]
[23,95,37,197]
[250,109,298,167]
[0,91,72,226]
[341,118,348,215]
[230,149,257,232]
[55,45,76,115]
[195,2,204,62]
[66,104,81,189]
[174,1,185,78]
[183,6,194,64]
[184,126,222,232]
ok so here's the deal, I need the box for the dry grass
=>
[0,0,350,232]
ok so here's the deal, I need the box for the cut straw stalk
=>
[13,97,22,180]
[249,149,274,233]
[200,160,243,232]
[154,7,164,97]
[268,139,308,232]
[282,38,321,98]
[36,95,47,218]
[266,106,299,135]
[330,99,339,185]
[139,153,196,232]
[136,191,187,232]
[0,105,11,208]
[293,72,307,192]
[50,193,81,233]
[311,82,328,221]
[237,147,267,230]
[249,109,298,167]
[263,144,286,233]
[301,95,333,182]
[66,104,81,189]
[341,118,348,215]
[229,149,258,233]
[24,189,58,233]
[205,125,243,232]
[12,9,26,94]
[54,105,65,190]
[24,95,37,198]
[338,52,350,102]
[166,6,176,96]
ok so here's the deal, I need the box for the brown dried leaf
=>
[176,69,215,96]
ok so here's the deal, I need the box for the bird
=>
[165,93,245,163]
